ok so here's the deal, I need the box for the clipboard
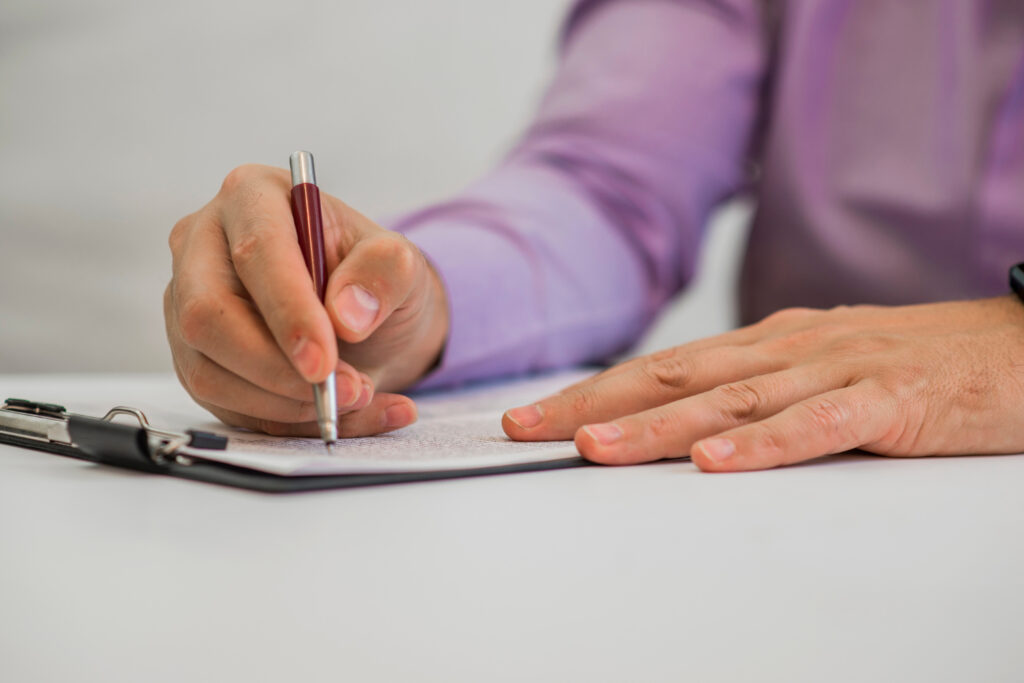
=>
[0,398,589,493]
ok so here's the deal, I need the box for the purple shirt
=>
[391,0,1024,389]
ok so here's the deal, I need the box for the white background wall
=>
[0,0,749,374]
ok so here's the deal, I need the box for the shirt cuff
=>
[393,217,543,392]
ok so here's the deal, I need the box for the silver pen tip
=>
[313,376,337,445]
[319,418,337,446]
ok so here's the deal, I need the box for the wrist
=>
[416,257,451,381]
[374,254,450,392]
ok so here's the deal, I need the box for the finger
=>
[503,344,785,441]
[350,372,376,412]
[325,232,425,343]
[690,384,895,472]
[217,165,337,383]
[167,223,364,402]
[549,319,794,397]
[335,393,417,438]
[171,343,370,423]
[203,392,418,438]
[573,363,850,465]
[551,308,827,400]
[172,348,313,423]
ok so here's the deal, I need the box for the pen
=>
[289,150,338,449]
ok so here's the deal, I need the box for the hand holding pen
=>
[163,162,449,438]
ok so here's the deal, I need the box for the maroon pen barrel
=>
[290,183,328,302]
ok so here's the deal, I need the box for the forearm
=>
[395,160,661,389]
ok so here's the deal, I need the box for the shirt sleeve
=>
[391,0,769,389]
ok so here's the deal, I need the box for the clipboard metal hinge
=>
[1,398,228,469]
[100,406,198,466]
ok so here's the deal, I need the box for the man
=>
[164,0,1024,471]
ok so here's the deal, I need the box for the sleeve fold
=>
[392,0,769,389]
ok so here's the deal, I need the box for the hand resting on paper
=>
[503,298,1024,472]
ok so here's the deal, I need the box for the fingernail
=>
[697,438,735,463]
[583,423,623,446]
[335,284,380,333]
[505,404,543,429]
[336,376,361,409]
[291,336,323,381]
[383,403,413,429]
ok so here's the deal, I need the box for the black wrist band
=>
[1010,263,1024,304]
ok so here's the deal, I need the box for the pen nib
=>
[325,442,334,456]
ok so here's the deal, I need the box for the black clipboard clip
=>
[0,398,227,469]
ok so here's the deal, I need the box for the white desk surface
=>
[1,373,1022,683]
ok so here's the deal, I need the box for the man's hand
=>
[164,164,449,437]
[503,298,1024,471]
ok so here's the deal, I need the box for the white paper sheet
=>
[181,369,596,476]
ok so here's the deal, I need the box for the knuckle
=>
[229,224,267,266]
[749,423,787,459]
[649,347,677,364]
[393,239,420,279]
[645,411,679,440]
[869,394,924,453]
[775,325,829,348]
[180,357,207,397]
[219,164,259,196]
[828,303,878,317]
[875,361,927,395]
[827,333,896,358]
[168,216,191,255]
[186,362,214,400]
[713,381,765,421]
[642,355,695,393]
[760,306,816,327]
[803,397,849,433]
[372,235,420,279]
[760,324,847,359]
[177,294,220,348]
[163,282,174,317]
[568,387,598,416]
